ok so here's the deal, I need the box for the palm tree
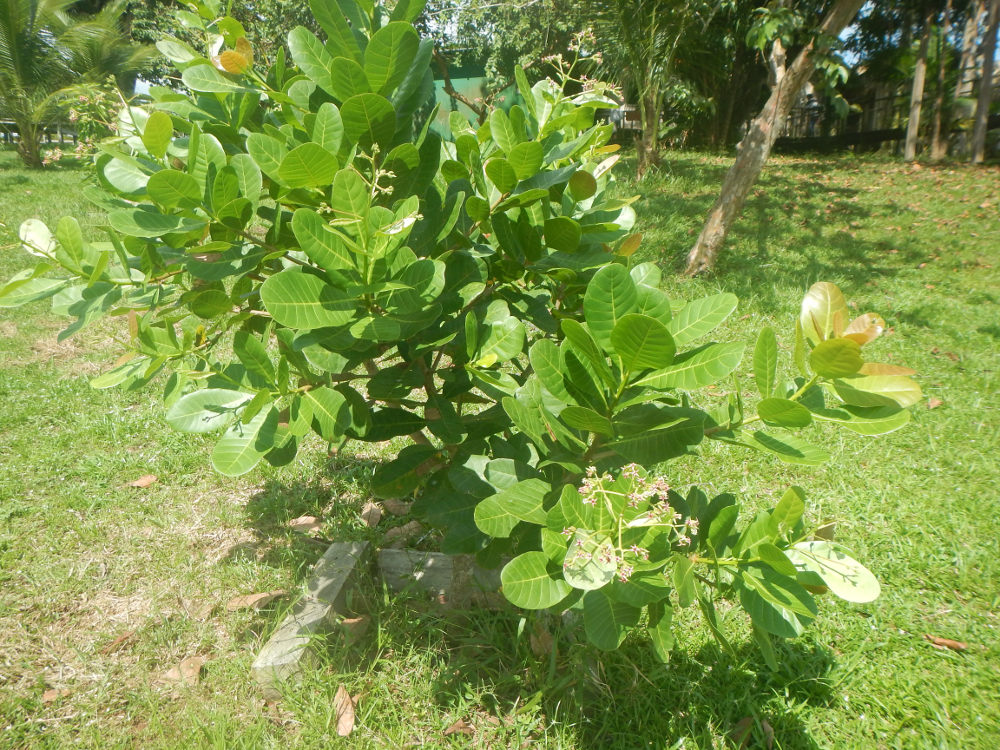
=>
[0,0,152,167]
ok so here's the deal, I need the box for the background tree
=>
[971,0,1000,162]
[0,0,152,167]
[684,0,865,275]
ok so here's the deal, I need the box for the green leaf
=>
[485,158,518,192]
[246,133,287,181]
[667,293,738,347]
[529,339,573,403]
[303,386,349,440]
[211,406,275,476]
[311,102,344,153]
[330,168,370,225]
[568,170,597,201]
[647,601,674,662]
[673,555,697,608]
[769,486,805,538]
[583,590,639,650]
[260,269,355,329]
[233,332,275,382]
[489,108,517,154]
[753,326,777,398]
[330,57,371,99]
[501,552,572,609]
[166,388,253,433]
[364,22,419,95]
[543,216,581,252]
[786,541,881,603]
[757,398,813,428]
[291,208,354,271]
[756,543,798,577]
[507,141,543,180]
[0,277,65,307]
[390,0,429,22]
[609,414,705,465]
[800,282,848,345]
[478,318,526,363]
[634,342,744,391]
[810,337,863,378]
[732,430,830,466]
[611,313,676,373]
[341,94,397,150]
[584,264,637,350]
[562,529,617,590]
[142,111,173,159]
[181,64,253,93]
[308,0,362,64]
[287,26,337,95]
[807,403,911,435]
[108,207,205,238]
[560,406,613,436]
[832,375,922,408]
[146,169,201,210]
[277,143,338,189]
[372,444,437,498]
[474,478,550,538]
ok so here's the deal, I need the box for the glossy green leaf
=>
[758,398,813,428]
[181,64,252,92]
[563,529,617,590]
[485,158,518,192]
[288,26,337,95]
[568,170,597,201]
[142,111,173,159]
[501,551,572,609]
[785,541,881,603]
[800,282,847,345]
[246,133,287,181]
[544,216,581,252]
[753,326,777,397]
[810,337,863,378]
[769,486,805,538]
[260,269,355,329]
[364,22,419,94]
[303,386,349,440]
[341,93,396,150]
[611,313,676,373]
[808,403,911,435]
[474,478,549,537]
[211,406,275,476]
[292,208,354,271]
[311,102,344,153]
[667,293,738,347]
[832,375,922,408]
[166,388,252,433]
[583,589,640,650]
[307,0,362,63]
[647,601,674,662]
[507,140,543,180]
[330,57,370,99]
[0,276,65,307]
[108,207,205,238]
[146,169,201,210]
[756,543,798,577]
[489,108,517,154]
[738,583,805,639]
[584,264,637,350]
[277,143,338,189]
[529,339,573,403]
[560,406,613,436]
[634,342,744,391]
[734,430,830,466]
[673,555,697,608]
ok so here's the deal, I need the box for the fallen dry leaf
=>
[383,520,423,549]
[361,502,383,528]
[382,499,412,516]
[340,615,371,644]
[529,622,554,658]
[927,398,943,409]
[288,515,322,533]
[42,688,71,703]
[730,717,774,749]
[126,474,158,488]
[160,655,205,686]
[443,718,474,737]
[923,633,967,652]
[226,590,287,612]
[334,684,356,736]
[99,629,136,655]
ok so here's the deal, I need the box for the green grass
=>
[1,148,999,749]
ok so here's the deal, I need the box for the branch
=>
[433,48,488,122]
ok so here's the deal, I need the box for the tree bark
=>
[684,0,865,276]
[954,0,985,155]
[930,0,954,160]
[636,89,662,179]
[972,0,1000,163]
[905,11,934,162]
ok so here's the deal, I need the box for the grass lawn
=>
[1,147,998,749]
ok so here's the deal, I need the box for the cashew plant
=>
[0,0,922,664]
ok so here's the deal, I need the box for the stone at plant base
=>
[252,541,370,699]
[377,549,505,609]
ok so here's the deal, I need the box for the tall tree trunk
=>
[15,120,44,168]
[636,90,662,179]
[930,0,954,160]
[972,0,1000,163]
[905,11,934,162]
[955,0,986,155]
[684,0,865,276]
